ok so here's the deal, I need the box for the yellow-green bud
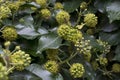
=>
[11,50,31,71]
[44,60,59,74]
[56,10,70,24]
[15,46,21,50]
[83,52,91,62]
[2,26,18,41]
[40,9,51,19]
[91,61,99,71]
[84,13,98,27]
[54,2,63,10]
[80,2,87,10]
[0,63,8,80]
[46,49,58,60]
[99,57,108,66]
[76,23,85,30]
[4,41,11,47]
[70,63,85,78]
[112,63,120,73]
[35,0,47,8]
[0,5,11,19]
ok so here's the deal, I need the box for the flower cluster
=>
[69,63,85,78]
[46,49,58,60]
[44,60,59,74]
[84,13,98,27]
[112,63,120,73]
[98,56,108,66]
[10,50,31,71]
[56,10,70,24]
[97,39,111,54]
[54,2,63,10]
[57,24,82,43]
[35,0,47,8]
[2,26,18,41]
[0,63,8,80]
[80,2,87,10]
[40,9,51,19]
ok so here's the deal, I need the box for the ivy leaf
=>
[17,27,40,40]
[99,31,120,45]
[106,1,120,23]
[26,64,64,80]
[37,32,62,53]
[113,45,120,62]
[63,0,83,13]
[9,70,42,80]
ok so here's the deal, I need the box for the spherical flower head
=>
[112,63,120,73]
[91,61,99,71]
[10,50,31,71]
[97,40,111,54]
[0,63,8,80]
[84,13,98,27]
[2,26,18,41]
[75,38,92,54]
[99,57,108,66]
[80,2,87,10]
[46,49,58,60]
[57,24,71,38]
[56,10,70,24]
[67,28,82,43]
[70,63,85,78]
[0,5,11,19]
[40,9,51,19]
[35,0,47,8]
[54,2,63,10]
[44,60,59,74]
[86,29,94,35]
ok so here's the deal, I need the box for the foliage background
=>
[0,0,120,80]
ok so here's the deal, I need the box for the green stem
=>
[60,52,78,65]
[87,0,92,5]
[7,66,15,74]
[75,10,82,26]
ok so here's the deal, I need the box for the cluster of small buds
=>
[7,1,22,12]
[84,13,98,27]
[75,37,92,54]
[0,63,8,80]
[69,63,85,78]
[98,56,108,66]
[80,2,87,10]
[57,24,82,43]
[40,9,51,19]
[56,10,70,24]
[35,0,47,8]
[0,4,11,19]
[44,60,59,74]
[54,2,63,10]
[97,39,111,54]
[46,49,58,60]
[10,50,31,71]
[2,26,18,41]
[112,63,120,73]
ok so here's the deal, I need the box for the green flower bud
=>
[4,41,11,47]
[40,9,51,19]
[46,49,58,60]
[44,60,59,74]
[54,2,63,10]
[83,52,91,62]
[2,26,18,41]
[75,38,92,54]
[0,63,8,80]
[70,63,85,78]
[86,29,94,35]
[0,5,11,19]
[91,61,99,71]
[84,13,98,27]
[99,57,108,66]
[10,50,31,71]
[56,10,70,24]
[35,0,47,8]
[112,63,120,73]
[80,2,87,10]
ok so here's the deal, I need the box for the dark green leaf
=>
[106,1,120,23]
[26,64,63,80]
[113,45,120,62]
[63,0,83,13]
[37,32,62,53]
[9,70,42,80]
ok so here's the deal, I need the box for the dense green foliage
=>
[0,0,120,80]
